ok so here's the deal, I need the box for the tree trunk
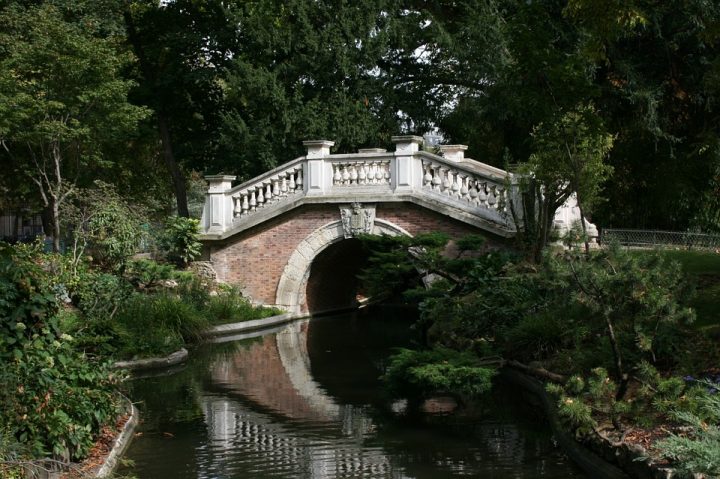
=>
[51,197,61,253]
[604,312,629,400]
[576,194,591,255]
[158,114,189,217]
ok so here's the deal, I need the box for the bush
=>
[501,312,565,361]
[115,292,209,359]
[382,347,496,401]
[63,181,145,271]
[654,380,720,478]
[0,243,119,461]
[206,286,282,324]
[158,216,202,267]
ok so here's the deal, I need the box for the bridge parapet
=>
[201,136,521,240]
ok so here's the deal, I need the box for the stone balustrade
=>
[231,163,304,218]
[330,158,392,187]
[201,136,520,239]
[420,158,510,216]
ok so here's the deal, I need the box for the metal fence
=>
[600,228,720,250]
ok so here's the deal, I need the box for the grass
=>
[632,249,720,329]
[206,287,283,325]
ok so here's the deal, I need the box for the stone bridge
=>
[200,135,586,313]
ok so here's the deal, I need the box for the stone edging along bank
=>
[111,310,313,370]
[95,397,138,478]
[502,368,682,479]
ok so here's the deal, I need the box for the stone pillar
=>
[303,140,334,196]
[439,144,468,162]
[203,175,236,234]
[391,135,424,192]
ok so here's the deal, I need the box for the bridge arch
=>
[275,219,411,312]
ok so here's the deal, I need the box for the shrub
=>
[63,181,145,271]
[654,380,720,478]
[115,292,209,359]
[382,347,497,401]
[158,216,202,267]
[124,258,178,290]
[0,243,119,461]
[502,312,565,361]
[206,287,282,324]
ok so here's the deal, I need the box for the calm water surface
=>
[119,310,586,478]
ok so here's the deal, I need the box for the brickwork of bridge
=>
[200,135,590,313]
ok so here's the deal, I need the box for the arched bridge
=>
[200,135,587,313]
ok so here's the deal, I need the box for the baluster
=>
[441,168,452,193]
[459,174,469,201]
[295,168,303,190]
[249,189,257,211]
[487,185,497,208]
[496,186,506,212]
[423,162,433,187]
[241,193,249,214]
[358,162,368,185]
[350,164,358,185]
[365,162,375,184]
[288,171,296,193]
[280,175,288,196]
[263,182,272,203]
[256,183,265,205]
[333,164,342,185]
[478,182,488,206]
[272,179,280,198]
[451,170,461,198]
[432,164,442,191]
[233,195,241,217]
[375,161,384,183]
[383,162,391,184]
[468,180,479,205]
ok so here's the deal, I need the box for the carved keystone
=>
[339,203,376,238]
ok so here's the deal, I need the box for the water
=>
[119,310,586,478]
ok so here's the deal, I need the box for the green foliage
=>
[159,216,202,267]
[382,347,496,401]
[64,182,146,271]
[654,382,720,478]
[546,368,624,436]
[206,286,282,325]
[0,1,149,250]
[124,258,178,290]
[0,243,119,461]
[546,245,696,393]
[502,312,565,361]
[114,292,208,359]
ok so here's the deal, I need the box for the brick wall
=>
[207,202,504,308]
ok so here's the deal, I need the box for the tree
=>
[526,104,614,257]
[217,0,403,179]
[0,2,148,251]
[124,0,237,216]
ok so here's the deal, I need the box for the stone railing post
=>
[391,135,424,192]
[303,140,334,195]
[438,144,468,162]
[203,175,236,233]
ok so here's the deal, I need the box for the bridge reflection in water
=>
[121,313,586,479]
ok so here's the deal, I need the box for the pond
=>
[119,309,586,478]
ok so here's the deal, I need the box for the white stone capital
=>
[391,135,424,154]
[303,140,335,158]
[358,148,387,153]
[205,175,236,193]
[439,145,468,162]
